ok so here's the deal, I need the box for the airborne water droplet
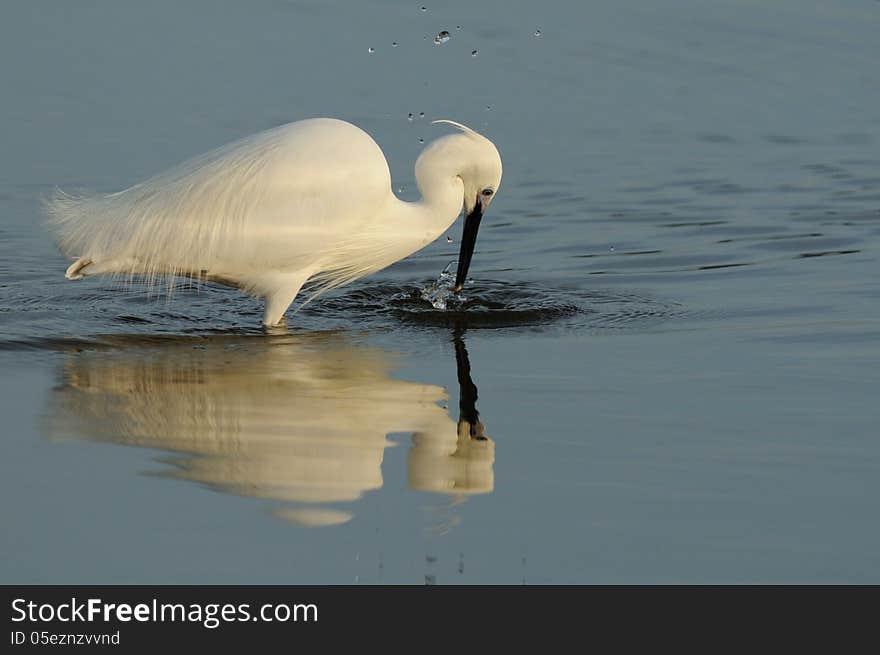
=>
[392,41,398,47]
[446,236,453,243]
[534,29,542,37]
[368,46,375,53]
[418,137,425,143]
[420,5,427,12]
[471,49,478,57]
[433,30,451,45]
[419,111,425,118]
[407,112,413,121]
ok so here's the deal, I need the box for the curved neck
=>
[389,163,463,253]
[413,151,465,228]
[418,158,464,217]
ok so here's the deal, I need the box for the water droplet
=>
[534,29,542,37]
[407,112,413,121]
[420,5,427,12]
[397,186,405,194]
[419,111,425,118]
[609,246,616,252]
[471,49,478,57]
[485,105,492,111]
[392,41,398,47]
[433,30,451,45]
[418,138,424,143]
[446,236,453,243]
[456,25,461,30]
[368,46,375,53]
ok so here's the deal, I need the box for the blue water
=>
[1,0,879,583]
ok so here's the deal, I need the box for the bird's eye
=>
[481,188,494,197]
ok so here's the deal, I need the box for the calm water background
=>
[1,0,879,583]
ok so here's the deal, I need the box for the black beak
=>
[454,198,483,292]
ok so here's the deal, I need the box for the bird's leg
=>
[263,292,299,326]
[261,271,311,327]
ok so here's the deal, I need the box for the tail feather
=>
[42,125,291,290]
[64,257,92,280]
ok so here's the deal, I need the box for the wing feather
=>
[45,118,391,291]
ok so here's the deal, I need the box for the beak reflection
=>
[409,330,493,494]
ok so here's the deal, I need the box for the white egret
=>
[46,118,503,325]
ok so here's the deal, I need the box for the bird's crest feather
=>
[430,119,484,140]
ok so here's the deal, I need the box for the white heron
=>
[46,118,503,326]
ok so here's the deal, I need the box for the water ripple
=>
[305,280,686,332]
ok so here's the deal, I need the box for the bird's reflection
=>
[47,331,493,527]
[408,331,493,495]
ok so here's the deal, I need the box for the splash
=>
[417,261,466,310]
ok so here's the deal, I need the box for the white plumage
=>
[46,118,502,325]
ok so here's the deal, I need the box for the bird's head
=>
[452,134,502,219]
[417,120,503,291]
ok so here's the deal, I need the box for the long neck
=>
[416,160,464,221]
[389,159,464,253]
